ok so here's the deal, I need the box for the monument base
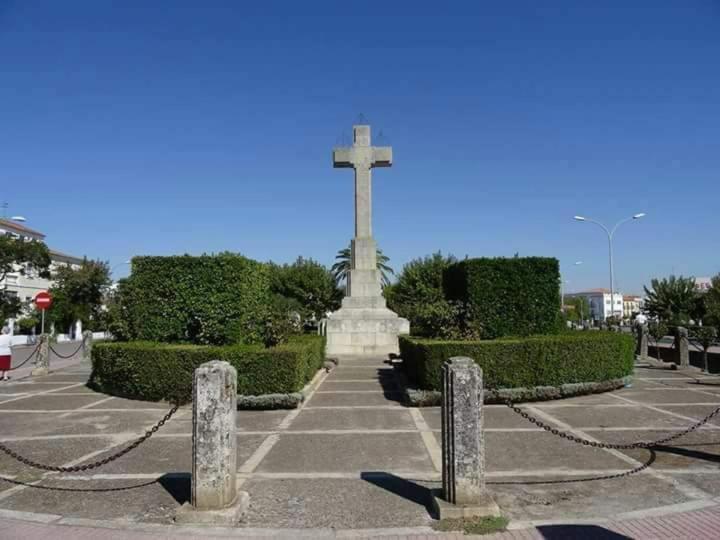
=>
[431,490,501,520]
[326,297,409,357]
[175,491,250,525]
[31,367,49,377]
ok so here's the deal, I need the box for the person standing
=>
[0,326,12,381]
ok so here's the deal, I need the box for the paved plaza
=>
[2,357,720,537]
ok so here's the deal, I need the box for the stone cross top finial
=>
[333,125,392,238]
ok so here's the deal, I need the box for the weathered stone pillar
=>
[176,360,249,524]
[674,327,690,368]
[31,334,50,376]
[432,357,499,519]
[82,330,93,362]
[636,324,648,361]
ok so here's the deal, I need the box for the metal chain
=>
[504,400,720,449]
[6,343,41,371]
[0,404,179,472]
[49,341,85,360]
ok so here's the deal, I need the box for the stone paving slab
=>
[289,408,417,431]
[0,394,109,411]
[432,431,632,471]
[256,433,434,473]
[0,478,184,523]
[321,380,399,391]
[421,407,544,431]
[0,437,119,479]
[84,398,171,410]
[615,389,720,404]
[595,430,720,471]
[0,410,184,438]
[241,477,434,529]
[307,391,405,407]
[74,434,268,474]
[490,473,691,521]
[658,405,720,425]
[541,404,694,429]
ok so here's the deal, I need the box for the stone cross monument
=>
[326,124,409,356]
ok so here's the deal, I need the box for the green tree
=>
[648,320,669,362]
[643,275,698,325]
[705,274,720,327]
[0,235,51,321]
[47,260,111,333]
[385,252,477,339]
[268,257,342,319]
[566,296,590,323]
[689,326,718,373]
[331,244,395,287]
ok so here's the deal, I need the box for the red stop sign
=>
[35,291,53,311]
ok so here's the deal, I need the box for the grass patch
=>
[432,515,510,535]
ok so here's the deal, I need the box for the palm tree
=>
[643,275,698,325]
[331,244,395,288]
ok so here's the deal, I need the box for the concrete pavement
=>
[2,359,720,536]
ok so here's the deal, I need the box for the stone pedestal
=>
[82,330,93,362]
[636,324,648,362]
[674,327,690,368]
[432,357,500,519]
[30,334,50,377]
[176,360,249,524]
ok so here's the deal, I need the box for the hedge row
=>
[400,332,634,391]
[89,335,325,403]
[444,257,561,338]
[117,254,271,345]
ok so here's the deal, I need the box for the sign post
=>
[34,291,53,335]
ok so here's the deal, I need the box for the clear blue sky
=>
[2,1,719,294]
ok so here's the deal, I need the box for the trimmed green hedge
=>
[400,332,634,391]
[118,254,271,345]
[443,257,561,338]
[89,335,325,404]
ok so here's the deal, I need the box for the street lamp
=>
[574,213,646,320]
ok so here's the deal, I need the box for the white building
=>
[565,288,624,322]
[1,218,84,322]
[695,277,713,293]
[623,295,643,319]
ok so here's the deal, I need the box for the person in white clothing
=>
[0,326,12,381]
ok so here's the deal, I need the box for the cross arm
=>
[371,146,392,168]
[333,147,354,168]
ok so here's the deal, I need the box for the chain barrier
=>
[503,399,720,450]
[6,343,41,372]
[49,341,84,360]
[0,404,179,472]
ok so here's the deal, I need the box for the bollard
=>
[636,324,648,362]
[82,330,93,362]
[674,327,690,368]
[432,357,500,519]
[176,360,249,524]
[30,334,50,376]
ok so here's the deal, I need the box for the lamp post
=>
[574,213,646,320]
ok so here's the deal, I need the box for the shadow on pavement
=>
[653,444,720,464]
[537,524,631,539]
[360,471,434,515]
[157,473,191,504]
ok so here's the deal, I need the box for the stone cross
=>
[31,334,50,377]
[333,125,391,241]
[674,327,690,368]
[176,360,249,524]
[433,357,499,518]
